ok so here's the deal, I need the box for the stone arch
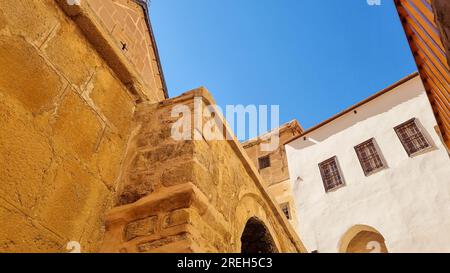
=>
[339,225,388,253]
[233,193,283,252]
[241,217,279,253]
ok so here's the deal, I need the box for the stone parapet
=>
[101,88,307,253]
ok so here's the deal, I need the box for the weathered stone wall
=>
[0,0,165,252]
[0,0,302,253]
[243,122,302,230]
[86,0,166,99]
[101,89,307,253]
[243,122,301,188]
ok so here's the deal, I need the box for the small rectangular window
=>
[319,157,345,192]
[394,118,431,156]
[280,203,291,220]
[258,155,271,170]
[354,138,385,176]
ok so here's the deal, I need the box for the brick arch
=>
[339,225,388,253]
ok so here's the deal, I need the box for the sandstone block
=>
[0,0,59,46]
[163,209,190,229]
[44,19,101,89]
[125,216,158,241]
[161,162,194,188]
[0,35,64,113]
[94,130,128,188]
[118,172,157,205]
[36,158,111,249]
[137,234,189,253]
[90,67,135,134]
[0,198,64,253]
[129,143,194,176]
[0,9,6,31]
[0,92,53,212]
[136,126,173,148]
[53,91,103,162]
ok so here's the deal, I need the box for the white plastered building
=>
[285,73,450,253]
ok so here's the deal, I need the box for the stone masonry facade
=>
[101,89,306,253]
[0,0,165,252]
[243,121,303,230]
[0,0,307,253]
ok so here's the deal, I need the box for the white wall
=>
[285,76,450,253]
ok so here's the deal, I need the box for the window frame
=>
[280,202,291,220]
[258,155,271,170]
[318,156,346,193]
[394,118,432,157]
[354,138,387,177]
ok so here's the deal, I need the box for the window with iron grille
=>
[319,157,345,192]
[280,203,291,220]
[258,155,271,170]
[394,118,431,156]
[354,138,385,176]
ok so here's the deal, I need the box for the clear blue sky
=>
[149,0,417,135]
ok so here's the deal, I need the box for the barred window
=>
[319,157,345,192]
[354,138,385,176]
[258,155,271,170]
[394,119,431,156]
[280,203,291,220]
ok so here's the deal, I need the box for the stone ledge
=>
[101,182,231,253]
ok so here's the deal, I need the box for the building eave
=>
[394,0,450,149]
[242,120,304,149]
[285,72,420,145]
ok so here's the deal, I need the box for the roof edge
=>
[133,0,169,99]
[242,119,303,148]
[285,72,420,145]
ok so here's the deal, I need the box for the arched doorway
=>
[241,217,278,253]
[339,225,388,253]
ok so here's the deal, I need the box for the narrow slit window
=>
[319,157,345,192]
[280,203,291,220]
